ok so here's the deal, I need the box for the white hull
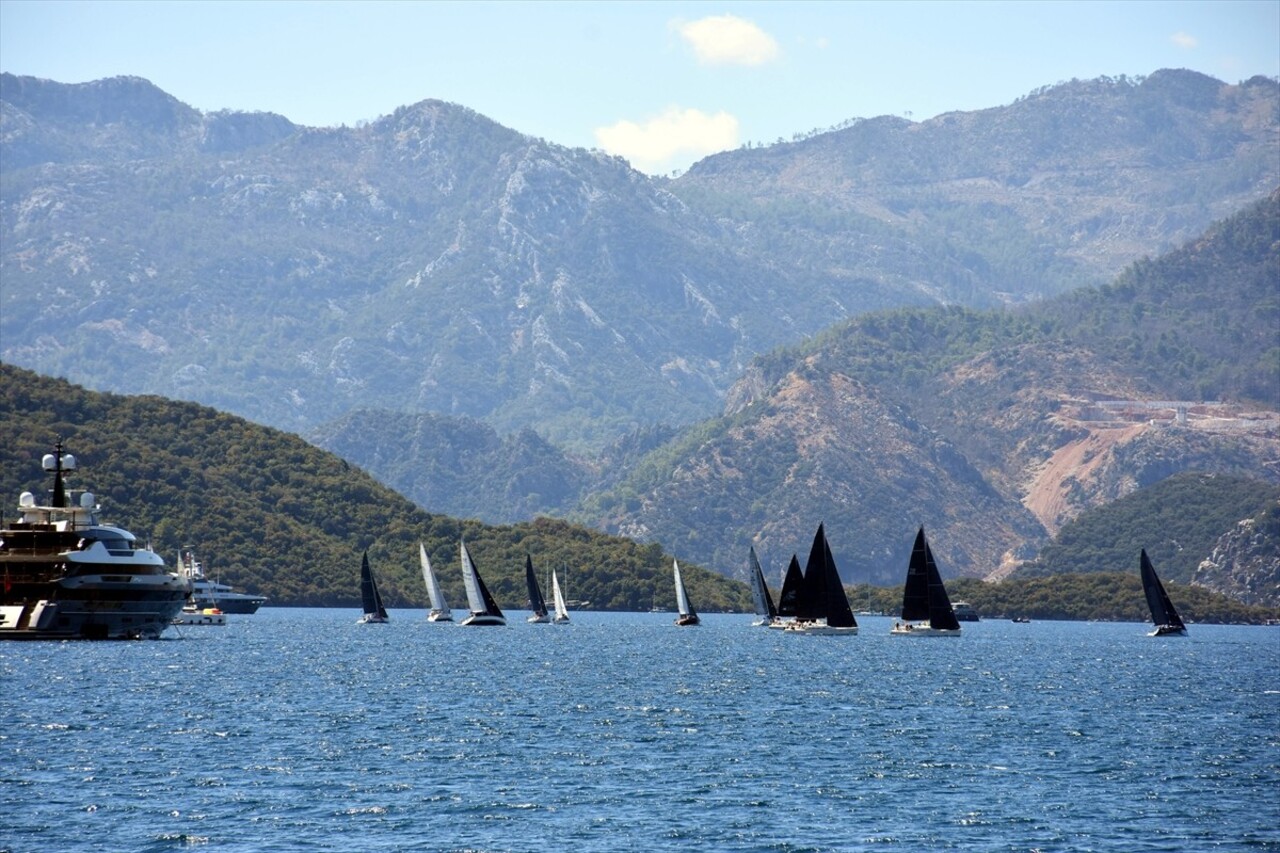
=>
[552,615,569,624]
[174,608,227,626]
[357,613,389,624]
[1149,625,1187,637]
[891,622,961,636]
[784,620,858,635]
[427,609,453,622]
[461,613,506,626]
[527,613,550,623]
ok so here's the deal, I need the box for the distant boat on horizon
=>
[459,540,505,627]
[891,527,961,636]
[357,551,389,624]
[673,559,700,626]
[419,542,452,622]
[1140,549,1187,636]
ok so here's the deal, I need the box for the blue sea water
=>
[2,610,1278,852]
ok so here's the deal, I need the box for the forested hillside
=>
[0,365,750,611]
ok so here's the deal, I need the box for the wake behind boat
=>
[784,523,858,635]
[673,559,700,626]
[0,440,189,639]
[419,542,452,621]
[1140,549,1187,636]
[891,527,961,636]
[357,551,389,624]
[459,540,505,626]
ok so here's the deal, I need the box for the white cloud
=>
[1171,31,1198,49]
[675,14,780,66]
[595,107,740,174]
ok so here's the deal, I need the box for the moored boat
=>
[178,550,267,614]
[952,601,979,622]
[891,527,961,636]
[173,604,227,626]
[0,440,189,639]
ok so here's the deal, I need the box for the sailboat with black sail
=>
[525,554,549,623]
[551,568,570,624]
[673,559,700,626]
[770,553,803,630]
[784,523,858,634]
[419,542,452,622]
[357,551,389,624]
[748,546,779,627]
[1140,549,1187,636]
[459,540,505,626]
[891,527,960,635]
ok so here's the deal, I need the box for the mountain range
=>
[2,69,1276,450]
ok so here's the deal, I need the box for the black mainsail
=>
[793,523,857,629]
[899,527,960,631]
[1140,549,1187,635]
[776,554,804,618]
[359,551,389,622]
[748,546,778,622]
[524,554,548,620]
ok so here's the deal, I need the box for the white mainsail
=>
[460,540,484,613]
[674,559,691,616]
[551,569,570,623]
[420,542,451,618]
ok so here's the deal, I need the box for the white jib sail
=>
[420,542,448,611]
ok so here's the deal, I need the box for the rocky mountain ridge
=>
[2,70,1276,450]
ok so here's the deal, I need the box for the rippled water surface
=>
[2,610,1278,852]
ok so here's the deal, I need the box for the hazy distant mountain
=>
[2,70,1275,450]
[579,193,1280,587]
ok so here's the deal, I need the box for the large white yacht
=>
[0,441,190,639]
[178,550,267,614]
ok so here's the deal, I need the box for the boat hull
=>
[1,577,189,640]
[461,613,506,626]
[174,608,227,626]
[191,592,265,614]
[784,620,857,635]
[527,613,550,624]
[1150,624,1187,636]
[675,614,700,626]
[891,622,961,636]
[427,610,453,622]
[357,614,389,624]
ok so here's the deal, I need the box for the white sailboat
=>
[459,540,506,626]
[551,568,570,624]
[673,559,700,626]
[419,542,452,622]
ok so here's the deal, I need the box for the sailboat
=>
[550,568,570,624]
[525,554,550,623]
[459,540,506,626]
[784,523,858,634]
[748,546,779,627]
[673,559,700,626]
[1140,549,1187,636]
[891,527,961,636]
[357,551,389,624]
[419,542,452,622]
[770,553,804,629]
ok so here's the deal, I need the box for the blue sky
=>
[2,1,1277,175]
